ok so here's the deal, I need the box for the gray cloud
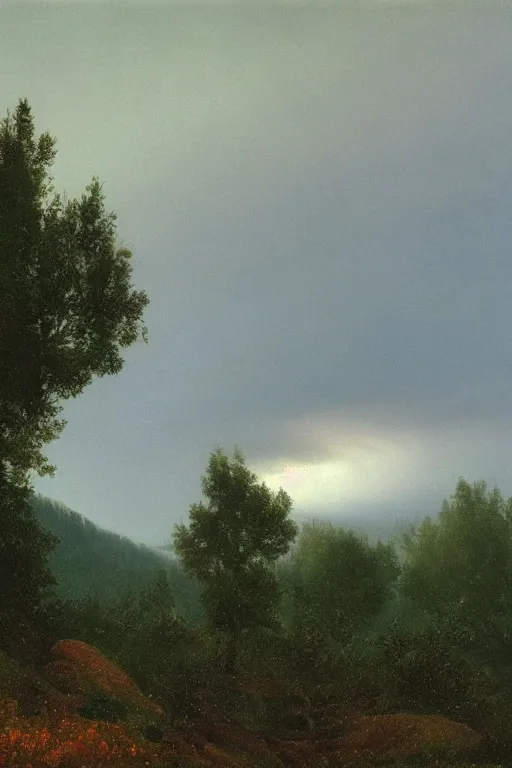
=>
[2,2,512,545]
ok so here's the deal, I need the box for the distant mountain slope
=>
[30,494,205,624]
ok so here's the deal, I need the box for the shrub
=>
[78,692,129,723]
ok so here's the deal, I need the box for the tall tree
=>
[0,97,149,486]
[288,520,400,646]
[399,478,512,666]
[172,446,298,674]
[137,567,179,631]
[0,97,149,657]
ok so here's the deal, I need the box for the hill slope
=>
[31,494,205,624]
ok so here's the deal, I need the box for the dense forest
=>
[30,494,205,624]
[3,97,512,767]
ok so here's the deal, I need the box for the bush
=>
[0,467,61,664]
[78,692,129,723]
[375,619,479,718]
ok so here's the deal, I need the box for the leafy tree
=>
[0,464,60,660]
[287,520,400,648]
[135,567,180,644]
[399,478,512,667]
[114,569,200,713]
[0,97,149,660]
[172,446,298,674]
[0,97,149,486]
[377,615,486,721]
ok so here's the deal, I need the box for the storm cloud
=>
[1,0,511,546]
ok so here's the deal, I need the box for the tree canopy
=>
[286,520,401,645]
[0,461,59,660]
[0,97,149,486]
[172,446,299,672]
[399,478,512,664]
[0,96,149,656]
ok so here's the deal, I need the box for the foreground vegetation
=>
[3,475,512,767]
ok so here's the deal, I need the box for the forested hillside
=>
[31,494,205,624]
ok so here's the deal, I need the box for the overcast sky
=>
[2,0,512,547]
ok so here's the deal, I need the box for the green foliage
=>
[172,446,298,672]
[114,568,195,678]
[137,567,180,628]
[62,568,187,660]
[285,520,400,646]
[398,478,512,666]
[0,97,149,485]
[0,464,61,660]
[59,587,122,651]
[78,692,129,723]
[31,494,205,624]
[200,559,283,635]
[376,616,480,719]
[0,96,149,669]
[59,567,212,722]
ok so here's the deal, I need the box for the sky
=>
[1,0,512,548]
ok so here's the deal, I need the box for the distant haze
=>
[1,1,511,546]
